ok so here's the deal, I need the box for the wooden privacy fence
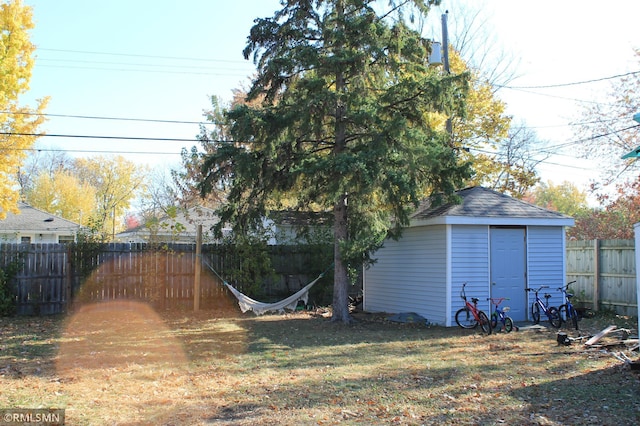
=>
[566,239,637,316]
[4,239,637,317]
[0,243,332,316]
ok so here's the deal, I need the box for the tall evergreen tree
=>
[200,0,470,322]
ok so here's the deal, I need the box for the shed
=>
[363,186,575,325]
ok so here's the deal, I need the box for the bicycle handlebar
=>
[558,280,577,291]
[525,286,549,293]
[487,297,509,305]
[460,282,467,301]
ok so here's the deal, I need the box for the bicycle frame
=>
[455,283,492,334]
[558,280,579,330]
[487,297,516,332]
[526,286,561,328]
[463,298,483,322]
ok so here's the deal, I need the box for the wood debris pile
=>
[557,325,640,370]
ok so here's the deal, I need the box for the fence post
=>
[194,225,202,311]
[634,224,640,334]
[65,247,72,312]
[593,239,600,312]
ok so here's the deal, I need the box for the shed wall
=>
[364,225,447,323]
[527,226,566,310]
[450,225,491,325]
[363,223,569,326]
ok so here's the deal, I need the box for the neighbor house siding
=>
[449,225,491,325]
[527,226,566,309]
[364,225,446,322]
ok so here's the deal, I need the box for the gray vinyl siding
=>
[449,225,491,325]
[527,226,566,309]
[364,225,447,323]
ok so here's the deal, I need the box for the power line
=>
[517,117,621,130]
[1,108,621,131]
[499,86,618,107]
[40,47,636,90]
[37,63,249,77]
[536,124,640,152]
[39,48,249,64]
[469,146,593,171]
[4,123,637,151]
[0,131,202,143]
[38,58,250,72]
[498,70,640,89]
[0,110,215,126]
[16,147,182,156]
[35,47,257,77]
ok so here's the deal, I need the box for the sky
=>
[19,0,640,199]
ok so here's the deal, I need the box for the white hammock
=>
[202,257,329,315]
[224,275,324,315]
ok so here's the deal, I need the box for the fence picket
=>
[566,239,637,316]
[0,242,332,315]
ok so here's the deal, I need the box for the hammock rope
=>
[201,257,333,315]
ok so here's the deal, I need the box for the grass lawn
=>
[1,301,639,425]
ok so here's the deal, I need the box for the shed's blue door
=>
[490,227,527,321]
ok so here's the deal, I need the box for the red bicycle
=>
[455,283,492,334]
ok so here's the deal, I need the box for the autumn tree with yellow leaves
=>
[72,156,147,241]
[445,50,541,197]
[0,0,48,219]
[26,170,97,225]
[23,154,147,241]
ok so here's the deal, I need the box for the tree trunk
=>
[331,195,351,323]
[330,0,351,324]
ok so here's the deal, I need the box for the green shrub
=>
[0,260,21,316]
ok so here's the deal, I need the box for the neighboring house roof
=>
[116,205,225,243]
[268,210,332,227]
[0,203,81,233]
[410,186,575,227]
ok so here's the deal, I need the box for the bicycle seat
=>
[544,294,551,299]
[566,293,574,299]
[471,297,479,304]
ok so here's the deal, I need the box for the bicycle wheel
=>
[455,307,477,329]
[568,305,579,330]
[490,312,498,329]
[548,306,562,328]
[478,311,492,335]
[531,303,540,324]
[504,317,514,333]
[558,304,568,324]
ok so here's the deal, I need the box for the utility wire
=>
[0,110,622,130]
[14,147,182,155]
[535,124,640,152]
[38,58,250,72]
[39,47,636,89]
[39,48,249,64]
[3,124,638,150]
[38,63,249,77]
[0,131,204,143]
[469,147,593,171]
[0,110,215,126]
[499,86,619,107]
[498,70,640,89]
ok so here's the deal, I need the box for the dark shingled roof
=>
[411,186,573,221]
